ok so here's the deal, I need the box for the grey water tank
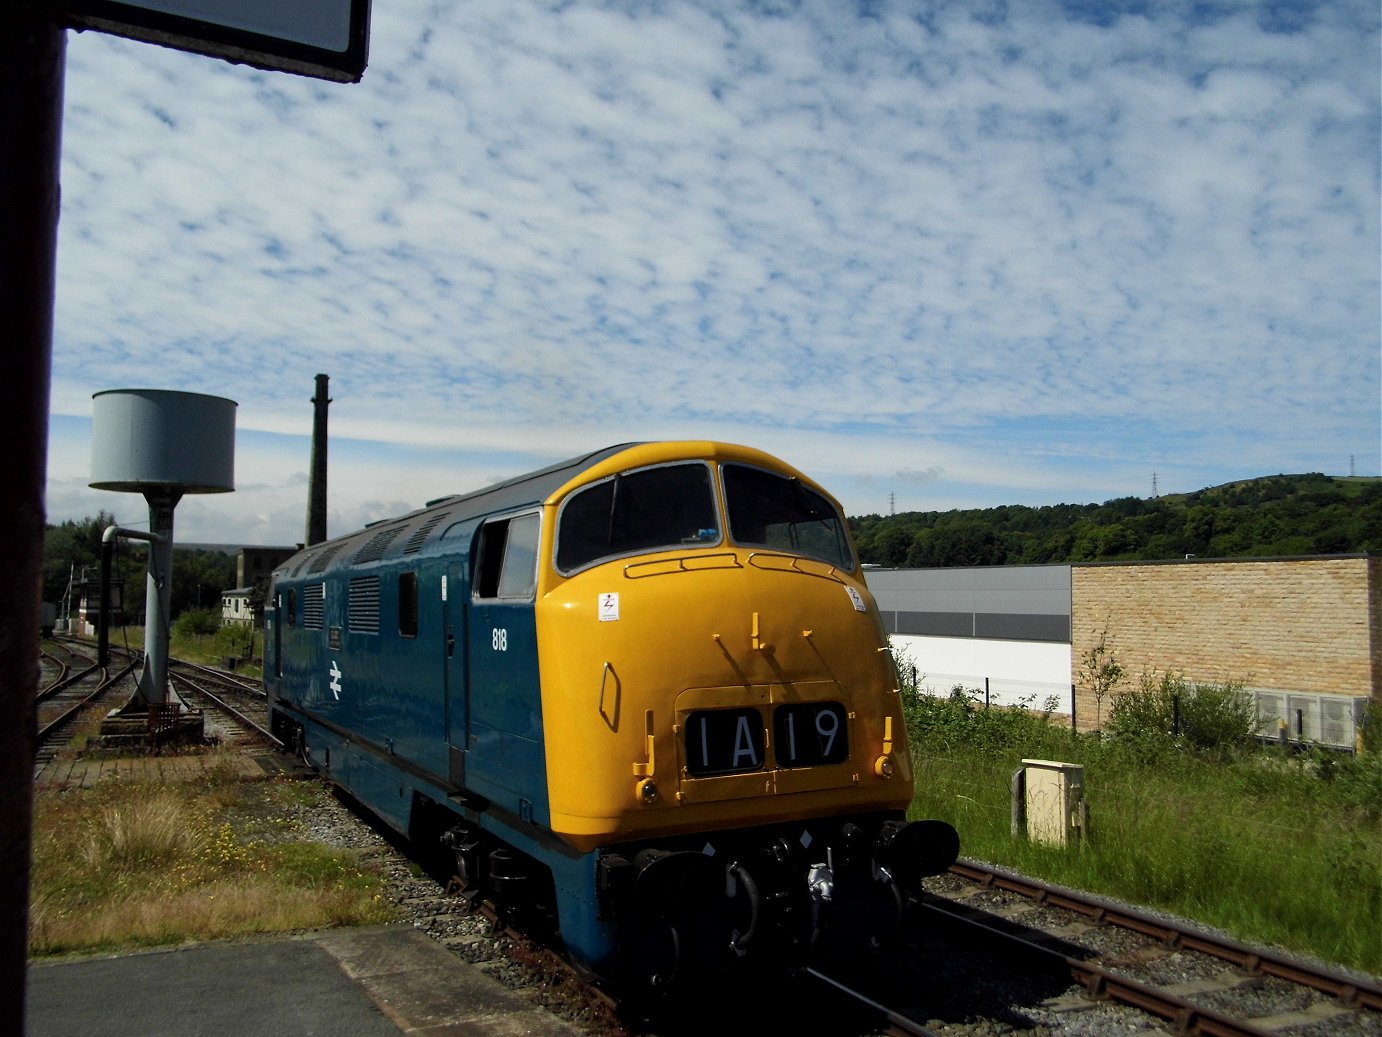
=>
[89,389,236,493]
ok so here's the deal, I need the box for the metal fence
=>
[902,667,1074,717]
[898,671,1367,751]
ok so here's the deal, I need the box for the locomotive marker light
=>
[89,389,236,740]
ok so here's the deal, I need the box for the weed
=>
[29,774,398,957]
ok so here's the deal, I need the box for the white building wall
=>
[891,634,1074,716]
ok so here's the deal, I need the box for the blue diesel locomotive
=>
[265,441,958,991]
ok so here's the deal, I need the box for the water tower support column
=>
[137,490,180,708]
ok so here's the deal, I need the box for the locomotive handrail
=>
[745,551,845,583]
[622,551,743,578]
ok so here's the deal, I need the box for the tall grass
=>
[904,688,1382,976]
[30,773,397,957]
[84,622,264,678]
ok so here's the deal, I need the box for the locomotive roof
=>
[271,440,820,581]
[273,442,641,579]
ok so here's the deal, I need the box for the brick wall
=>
[1070,556,1380,732]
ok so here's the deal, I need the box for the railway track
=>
[35,638,130,770]
[909,860,1382,1037]
[36,637,285,777]
[167,657,278,749]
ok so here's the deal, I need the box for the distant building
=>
[221,587,256,627]
[73,565,125,636]
[220,546,297,628]
[237,546,298,590]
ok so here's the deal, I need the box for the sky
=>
[42,0,1381,547]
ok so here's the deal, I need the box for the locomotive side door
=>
[464,511,548,820]
[442,556,471,792]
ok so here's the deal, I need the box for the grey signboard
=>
[59,0,370,82]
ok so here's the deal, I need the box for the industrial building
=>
[865,554,1380,750]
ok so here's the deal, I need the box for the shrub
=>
[902,662,1381,976]
[1107,671,1256,752]
[172,607,220,638]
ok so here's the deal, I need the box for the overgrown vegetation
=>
[172,609,263,667]
[92,618,264,677]
[29,769,398,957]
[855,472,1382,567]
[898,645,1382,976]
[1106,671,1258,753]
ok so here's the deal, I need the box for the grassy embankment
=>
[31,626,398,958]
[904,679,1382,977]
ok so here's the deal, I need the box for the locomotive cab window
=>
[556,462,719,573]
[722,463,853,570]
[474,512,539,600]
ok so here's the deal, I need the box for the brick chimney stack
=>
[306,373,330,546]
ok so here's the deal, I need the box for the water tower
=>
[89,389,236,731]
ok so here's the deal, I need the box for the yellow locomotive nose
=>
[538,551,914,853]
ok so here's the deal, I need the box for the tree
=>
[873,526,916,567]
[1079,622,1126,729]
[42,514,237,624]
[169,549,235,617]
[39,512,117,603]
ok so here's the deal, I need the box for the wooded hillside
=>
[850,474,1382,568]
[39,474,1382,614]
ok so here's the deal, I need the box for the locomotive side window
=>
[398,570,419,638]
[286,588,297,628]
[474,512,539,600]
[722,464,853,570]
[556,462,718,573]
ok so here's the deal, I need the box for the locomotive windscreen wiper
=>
[606,473,623,546]
[789,477,826,522]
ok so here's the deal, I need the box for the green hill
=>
[850,474,1382,568]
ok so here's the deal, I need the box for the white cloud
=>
[44,0,1380,543]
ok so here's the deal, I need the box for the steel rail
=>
[168,671,280,747]
[948,859,1382,1012]
[168,656,266,697]
[35,660,134,745]
[802,966,944,1037]
[36,646,71,697]
[922,897,1278,1037]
